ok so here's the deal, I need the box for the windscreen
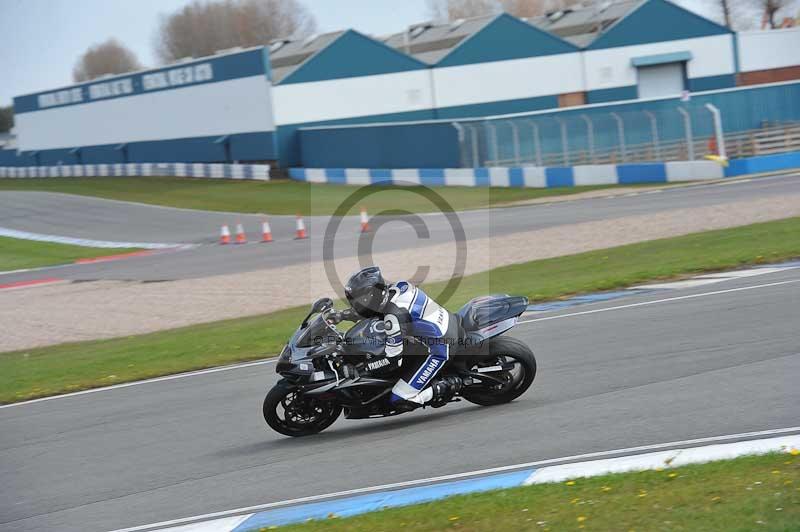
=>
[294,314,334,348]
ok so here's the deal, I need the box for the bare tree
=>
[72,39,143,82]
[427,0,499,22]
[500,0,587,18]
[155,0,317,64]
[719,0,735,27]
[0,105,13,133]
[706,0,761,29]
[428,0,592,21]
[761,0,793,27]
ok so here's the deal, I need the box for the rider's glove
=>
[340,308,360,322]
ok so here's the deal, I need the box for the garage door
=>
[637,62,685,99]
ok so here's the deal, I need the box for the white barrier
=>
[0,162,272,181]
[289,160,725,188]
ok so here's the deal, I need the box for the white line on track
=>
[109,425,800,532]
[518,278,800,325]
[0,359,276,410]
[0,226,181,249]
[4,276,798,409]
[0,266,43,276]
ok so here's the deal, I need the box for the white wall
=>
[272,69,434,125]
[583,34,735,92]
[17,76,275,151]
[738,28,800,72]
[432,52,584,108]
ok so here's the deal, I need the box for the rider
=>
[344,266,463,409]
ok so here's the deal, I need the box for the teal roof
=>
[587,0,731,50]
[436,13,579,67]
[277,30,427,85]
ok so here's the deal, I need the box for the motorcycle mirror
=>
[311,298,333,313]
[301,297,334,328]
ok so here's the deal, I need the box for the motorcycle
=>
[263,294,536,437]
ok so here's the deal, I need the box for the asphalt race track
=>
[1,267,798,532]
[1,173,799,283]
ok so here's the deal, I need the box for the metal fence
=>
[454,82,800,168]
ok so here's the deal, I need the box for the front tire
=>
[461,336,536,406]
[263,379,342,437]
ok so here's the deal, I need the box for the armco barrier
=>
[0,162,271,180]
[289,160,726,187]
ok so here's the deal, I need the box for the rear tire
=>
[461,336,536,406]
[263,379,342,437]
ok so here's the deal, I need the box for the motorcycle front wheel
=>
[263,379,342,437]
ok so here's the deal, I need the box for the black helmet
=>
[345,266,389,318]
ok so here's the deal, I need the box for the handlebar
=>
[325,307,360,325]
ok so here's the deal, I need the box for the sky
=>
[0,0,779,108]
[0,0,430,106]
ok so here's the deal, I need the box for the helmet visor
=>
[351,289,383,318]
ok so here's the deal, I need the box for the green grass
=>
[2,217,799,404]
[0,176,626,215]
[442,216,800,307]
[0,236,138,271]
[270,453,800,532]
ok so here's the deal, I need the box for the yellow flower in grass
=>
[668,472,678,479]
[638,491,648,498]
[577,516,587,523]
[448,516,460,521]
[771,470,781,475]
[601,486,612,492]
[789,448,800,456]
[566,480,576,486]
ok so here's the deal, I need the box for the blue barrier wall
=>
[0,132,276,167]
[277,110,435,169]
[298,120,458,168]
[488,82,800,166]
[725,151,800,176]
[297,81,800,168]
[0,148,19,166]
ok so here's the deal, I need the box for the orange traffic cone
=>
[219,224,231,245]
[234,222,247,244]
[295,215,308,240]
[360,206,370,233]
[261,219,273,243]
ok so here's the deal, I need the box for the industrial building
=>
[3,0,799,170]
[6,47,276,167]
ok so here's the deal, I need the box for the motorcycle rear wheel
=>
[263,379,342,437]
[461,336,536,406]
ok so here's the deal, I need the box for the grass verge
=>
[0,176,626,215]
[0,236,138,271]
[1,217,798,404]
[271,453,800,532]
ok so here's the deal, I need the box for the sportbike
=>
[263,295,536,437]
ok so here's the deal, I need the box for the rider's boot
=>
[429,376,463,408]
[389,391,426,413]
[390,376,463,411]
